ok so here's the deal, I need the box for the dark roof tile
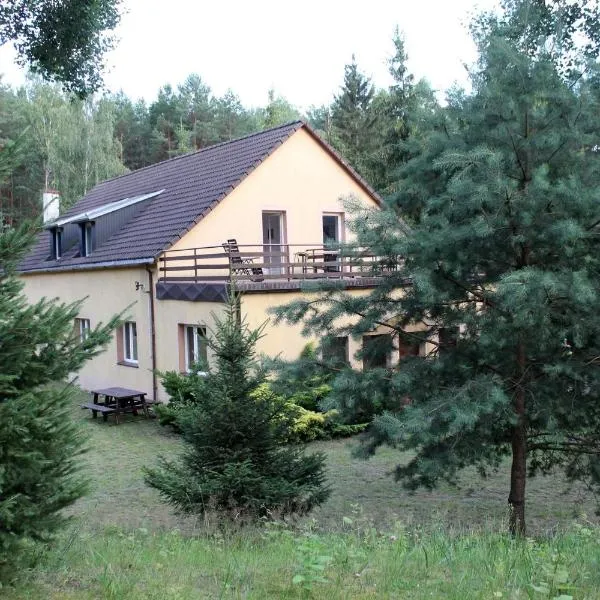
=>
[20,121,381,273]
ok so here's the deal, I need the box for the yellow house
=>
[20,121,401,402]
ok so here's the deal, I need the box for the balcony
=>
[156,243,400,300]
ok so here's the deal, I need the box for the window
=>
[123,321,138,363]
[184,325,208,372]
[438,327,459,356]
[362,334,391,369]
[80,222,94,256]
[50,228,62,260]
[75,318,90,342]
[398,334,421,360]
[322,214,342,245]
[322,336,349,367]
[322,214,343,272]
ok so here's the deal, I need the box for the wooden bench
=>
[81,402,116,422]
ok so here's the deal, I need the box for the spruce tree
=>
[273,0,600,535]
[331,56,378,181]
[0,224,118,565]
[144,294,329,520]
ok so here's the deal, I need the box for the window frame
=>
[362,334,391,370]
[123,321,138,364]
[51,227,62,260]
[81,222,94,257]
[75,318,91,342]
[322,212,344,245]
[184,324,208,373]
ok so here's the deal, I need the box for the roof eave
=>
[19,257,156,275]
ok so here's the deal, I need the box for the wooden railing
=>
[158,243,400,284]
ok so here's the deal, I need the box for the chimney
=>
[42,190,60,223]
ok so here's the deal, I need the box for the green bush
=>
[155,367,209,431]
[269,343,333,412]
[158,350,369,442]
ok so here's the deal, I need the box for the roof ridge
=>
[94,120,305,189]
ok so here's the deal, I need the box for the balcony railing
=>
[158,243,400,284]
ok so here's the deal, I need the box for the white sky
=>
[0,0,499,110]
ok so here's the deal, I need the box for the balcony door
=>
[322,213,343,272]
[262,211,286,274]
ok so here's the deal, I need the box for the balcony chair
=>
[222,239,264,282]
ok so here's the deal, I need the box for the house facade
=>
[20,122,411,402]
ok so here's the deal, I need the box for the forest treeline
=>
[0,29,438,223]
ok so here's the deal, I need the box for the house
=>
[19,121,413,402]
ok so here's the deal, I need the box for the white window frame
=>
[184,325,208,373]
[82,222,93,256]
[123,321,138,364]
[76,318,90,342]
[53,228,62,260]
[322,212,344,245]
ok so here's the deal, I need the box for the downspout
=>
[146,266,158,402]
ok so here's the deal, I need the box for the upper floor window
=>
[184,324,208,372]
[50,227,62,260]
[123,321,138,364]
[75,318,90,342]
[80,222,94,257]
[322,213,344,272]
[322,213,343,245]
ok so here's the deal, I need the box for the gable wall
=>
[169,128,379,252]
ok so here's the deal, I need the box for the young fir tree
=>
[272,0,600,535]
[144,294,329,519]
[0,223,118,565]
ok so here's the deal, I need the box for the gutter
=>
[146,266,158,403]
[19,258,156,275]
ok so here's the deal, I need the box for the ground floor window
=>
[75,318,90,342]
[123,321,138,364]
[322,336,349,366]
[182,324,208,372]
[362,334,391,369]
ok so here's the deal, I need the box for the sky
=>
[0,0,499,110]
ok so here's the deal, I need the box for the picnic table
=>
[81,387,153,424]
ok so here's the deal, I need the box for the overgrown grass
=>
[3,387,600,598]
[6,521,600,598]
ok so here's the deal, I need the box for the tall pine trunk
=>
[509,342,527,535]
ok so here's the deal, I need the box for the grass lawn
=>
[64,388,597,535]
[4,387,600,599]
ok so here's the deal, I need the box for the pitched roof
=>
[19,121,381,274]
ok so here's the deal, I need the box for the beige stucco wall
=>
[240,287,422,370]
[21,267,155,395]
[170,128,379,254]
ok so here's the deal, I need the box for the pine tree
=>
[0,224,119,566]
[144,294,329,519]
[330,56,377,181]
[272,0,600,535]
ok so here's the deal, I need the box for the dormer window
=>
[80,222,94,257]
[50,228,62,260]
